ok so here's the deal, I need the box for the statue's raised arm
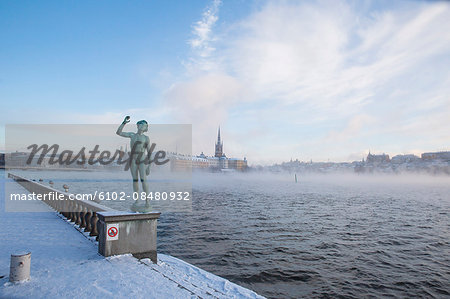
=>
[116,116,134,138]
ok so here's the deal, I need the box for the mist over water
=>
[8,170,450,298]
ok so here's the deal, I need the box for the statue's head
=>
[137,120,148,132]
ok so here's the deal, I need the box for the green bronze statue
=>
[116,116,151,212]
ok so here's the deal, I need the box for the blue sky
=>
[1,0,450,164]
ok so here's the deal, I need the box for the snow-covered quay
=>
[0,174,264,299]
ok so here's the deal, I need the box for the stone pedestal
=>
[97,211,161,263]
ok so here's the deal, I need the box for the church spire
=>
[217,126,221,144]
[215,126,223,157]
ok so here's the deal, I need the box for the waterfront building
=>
[228,158,248,171]
[391,154,420,164]
[169,154,192,172]
[366,152,390,163]
[192,156,209,169]
[421,151,450,161]
[168,127,247,172]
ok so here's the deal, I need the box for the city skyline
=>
[1,0,450,165]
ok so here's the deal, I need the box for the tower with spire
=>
[215,127,223,157]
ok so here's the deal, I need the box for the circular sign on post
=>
[106,223,119,240]
[108,227,118,238]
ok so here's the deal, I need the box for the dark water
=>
[159,174,450,298]
[8,171,450,298]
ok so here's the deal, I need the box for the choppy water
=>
[8,170,450,298]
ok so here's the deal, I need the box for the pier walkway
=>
[0,175,264,299]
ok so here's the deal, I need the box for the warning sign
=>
[106,223,119,240]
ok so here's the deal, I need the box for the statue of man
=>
[116,116,151,210]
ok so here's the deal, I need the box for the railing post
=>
[89,212,99,237]
[74,203,80,225]
[79,207,86,228]
[62,197,70,218]
[84,210,92,233]
[68,201,75,222]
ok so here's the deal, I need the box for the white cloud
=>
[187,0,222,73]
[164,0,450,163]
[325,114,377,143]
[164,73,246,154]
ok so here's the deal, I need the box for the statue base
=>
[130,201,152,213]
[97,211,161,263]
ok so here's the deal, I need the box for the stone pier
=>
[7,173,161,263]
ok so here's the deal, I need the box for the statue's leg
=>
[138,162,149,195]
[130,159,139,194]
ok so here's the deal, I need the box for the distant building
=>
[391,154,420,164]
[228,157,248,171]
[169,127,247,172]
[366,152,390,163]
[169,154,192,172]
[421,151,450,161]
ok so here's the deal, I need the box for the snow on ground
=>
[0,174,264,299]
